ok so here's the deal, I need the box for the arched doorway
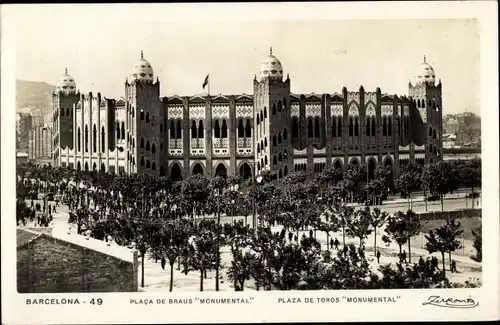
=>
[284,165,288,176]
[239,162,252,180]
[367,158,376,180]
[101,163,106,172]
[215,163,227,178]
[349,159,359,170]
[160,165,165,177]
[93,162,97,171]
[278,169,283,179]
[192,163,204,176]
[170,163,183,182]
[84,162,89,171]
[334,160,342,171]
[77,161,81,171]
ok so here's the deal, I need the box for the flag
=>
[202,74,209,89]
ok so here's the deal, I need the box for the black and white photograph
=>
[2,2,498,324]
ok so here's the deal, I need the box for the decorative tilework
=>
[305,103,321,117]
[364,92,377,104]
[348,102,359,116]
[381,104,393,116]
[212,104,229,119]
[330,103,343,117]
[189,105,205,119]
[365,103,376,116]
[290,104,300,117]
[347,92,360,104]
[168,105,183,119]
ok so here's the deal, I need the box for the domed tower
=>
[52,68,80,166]
[408,56,443,163]
[253,48,292,179]
[125,51,161,175]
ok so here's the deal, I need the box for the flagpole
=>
[208,74,210,97]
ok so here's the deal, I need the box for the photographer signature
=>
[422,295,479,309]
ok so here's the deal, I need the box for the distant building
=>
[17,227,139,293]
[16,152,29,165]
[52,50,443,183]
[16,112,33,153]
[28,114,53,163]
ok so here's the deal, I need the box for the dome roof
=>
[130,51,154,83]
[416,56,436,85]
[55,68,77,95]
[259,47,283,81]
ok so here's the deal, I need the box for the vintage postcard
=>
[1,1,498,324]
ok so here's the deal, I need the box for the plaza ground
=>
[25,191,482,292]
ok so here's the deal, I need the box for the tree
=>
[183,219,218,291]
[403,209,422,263]
[340,165,367,203]
[374,261,446,289]
[421,161,460,211]
[471,227,482,262]
[223,220,254,291]
[459,158,481,209]
[338,205,354,247]
[382,212,408,255]
[443,218,463,264]
[346,207,373,248]
[365,178,386,206]
[395,163,421,210]
[149,218,192,292]
[370,207,389,256]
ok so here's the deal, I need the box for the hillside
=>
[16,80,55,115]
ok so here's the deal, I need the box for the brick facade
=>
[17,228,138,293]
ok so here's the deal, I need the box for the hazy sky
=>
[12,5,480,114]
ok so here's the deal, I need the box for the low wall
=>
[417,208,481,221]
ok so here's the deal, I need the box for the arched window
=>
[61,108,65,117]
[146,140,150,151]
[272,104,277,115]
[417,99,421,108]
[433,129,437,139]
[257,145,260,153]
[261,140,264,151]
[366,117,371,136]
[264,138,268,147]
[170,121,175,138]
[273,156,277,165]
[140,111,144,120]
[176,120,182,139]
[245,119,251,137]
[221,119,228,138]
[292,117,299,138]
[278,133,282,144]
[332,118,337,137]
[338,118,342,137]
[257,162,261,170]
[101,126,105,153]
[388,118,392,136]
[198,120,204,138]
[272,135,277,147]
[265,156,268,165]
[214,120,221,138]
[132,137,135,148]
[85,125,89,152]
[422,100,425,108]
[349,118,353,136]
[140,137,144,149]
[257,115,260,125]
[116,122,120,140]
[383,117,387,136]
[146,160,150,169]
[284,149,288,160]
[152,162,156,171]
[429,127,433,137]
[314,117,320,138]
[371,118,376,136]
[152,143,156,154]
[160,142,163,150]
[284,166,288,176]
[146,113,150,123]
[308,118,313,138]
[121,122,125,140]
[278,101,282,112]
[260,111,263,122]
[283,129,288,141]
[191,120,198,138]
[264,107,267,118]
[354,118,359,136]
[278,152,283,161]
[77,127,81,152]
[238,120,244,137]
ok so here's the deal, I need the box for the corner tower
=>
[52,68,80,166]
[125,51,161,174]
[408,56,443,163]
[253,48,292,179]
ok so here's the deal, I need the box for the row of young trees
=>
[16,159,482,290]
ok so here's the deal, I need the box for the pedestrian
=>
[343,245,348,257]
[402,250,407,264]
[451,260,458,273]
[288,232,293,242]
[294,235,298,242]
[329,238,334,250]
[53,205,56,213]
[376,250,381,263]
[160,258,166,271]
[309,230,313,238]
[48,205,51,214]
[30,200,34,208]
[301,233,307,242]
[419,256,425,267]
[334,238,340,250]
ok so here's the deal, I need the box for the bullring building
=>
[51,48,443,184]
